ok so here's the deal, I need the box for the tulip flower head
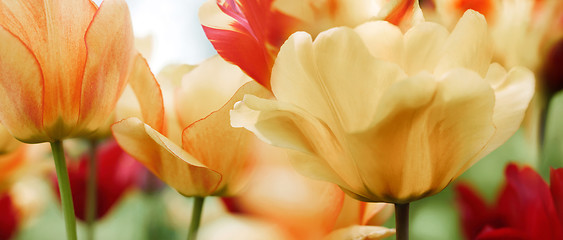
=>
[113,56,271,197]
[0,0,135,143]
[231,10,535,203]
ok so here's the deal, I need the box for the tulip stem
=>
[187,197,205,240]
[50,140,78,240]
[86,140,98,240]
[395,203,409,240]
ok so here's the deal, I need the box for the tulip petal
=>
[455,183,492,239]
[354,21,404,68]
[231,95,365,197]
[356,69,496,202]
[324,225,395,240]
[176,55,250,128]
[0,27,46,143]
[199,0,298,89]
[551,168,563,229]
[0,0,97,139]
[183,81,271,195]
[497,164,563,240]
[128,54,165,133]
[435,10,492,76]
[403,22,449,75]
[455,66,535,177]
[112,117,221,197]
[79,0,135,137]
[273,29,406,133]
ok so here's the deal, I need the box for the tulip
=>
[112,56,272,239]
[231,10,534,239]
[199,0,422,90]
[0,1,148,239]
[0,0,136,143]
[0,192,19,240]
[456,163,563,239]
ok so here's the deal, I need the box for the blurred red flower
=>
[456,163,563,240]
[53,140,142,221]
[0,192,18,240]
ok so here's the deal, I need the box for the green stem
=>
[50,140,78,240]
[187,197,205,240]
[86,140,98,240]
[395,203,410,240]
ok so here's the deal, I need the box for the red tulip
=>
[53,140,142,221]
[456,163,563,240]
[0,192,19,240]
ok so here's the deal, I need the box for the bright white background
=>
[94,0,217,72]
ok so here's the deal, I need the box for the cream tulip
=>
[231,10,535,203]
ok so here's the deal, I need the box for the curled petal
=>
[112,117,221,197]
[182,81,271,195]
[231,95,364,198]
[127,54,165,133]
[455,66,535,177]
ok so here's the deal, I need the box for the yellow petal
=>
[355,69,496,202]
[112,117,221,197]
[455,66,535,177]
[0,26,46,143]
[176,55,251,128]
[182,81,271,195]
[354,21,404,64]
[231,95,364,197]
[156,64,196,143]
[324,225,395,240]
[127,53,165,133]
[273,29,406,133]
[435,10,492,77]
[403,22,449,75]
[78,0,135,137]
[0,0,97,138]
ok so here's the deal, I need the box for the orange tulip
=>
[112,56,270,197]
[0,0,137,143]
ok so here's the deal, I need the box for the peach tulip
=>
[112,56,270,197]
[0,0,143,143]
[231,10,535,203]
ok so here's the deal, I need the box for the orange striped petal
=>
[0,26,45,143]
[112,117,221,197]
[78,0,135,137]
[128,53,165,133]
[182,81,271,196]
[0,0,97,140]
